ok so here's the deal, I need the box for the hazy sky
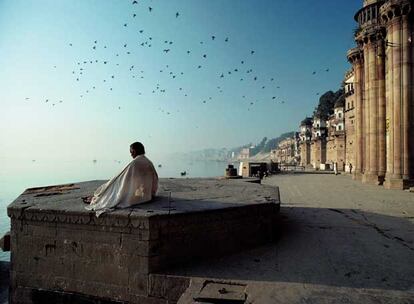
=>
[0,0,362,161]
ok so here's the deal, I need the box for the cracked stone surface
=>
[169,174,414,303]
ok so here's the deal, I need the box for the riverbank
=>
[167,174,414,303]
[2,174,413,303]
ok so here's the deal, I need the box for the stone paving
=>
[171,173,414,303]
[2,174,414,303]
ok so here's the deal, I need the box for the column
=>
[401,12,411,180]
[368,39,379,182]
[377,37,387,181]
[363,40,371,180]
[348,49,364,180]
[382,1,414,189]
[392,15,402,181]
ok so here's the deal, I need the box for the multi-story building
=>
[347,0,414,189]
[299,117,313,167]
[326,98,346,171]
[238,148,251,160]
[310,113,328,169]
[344,69,356,173]
[275,133,300,165]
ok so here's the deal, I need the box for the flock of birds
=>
[23,0,331,113]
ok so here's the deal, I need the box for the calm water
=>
[0,157,232,261]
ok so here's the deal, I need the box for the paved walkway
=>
[172,173,414,303]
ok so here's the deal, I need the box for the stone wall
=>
[7,179,280,304]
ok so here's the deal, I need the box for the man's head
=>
[130,142,145,158]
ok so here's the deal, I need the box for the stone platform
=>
[7,178,280,304]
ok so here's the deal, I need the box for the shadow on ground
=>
[0,261,9,304]
[165,206,414,292]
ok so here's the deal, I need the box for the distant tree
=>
[313,89,344,119]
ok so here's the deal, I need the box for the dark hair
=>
[130,142,145,155]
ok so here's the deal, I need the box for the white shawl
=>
[86,155,158,216]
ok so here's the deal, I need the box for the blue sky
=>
[0,0,362,161]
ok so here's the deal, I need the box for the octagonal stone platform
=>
[7,178,280,304]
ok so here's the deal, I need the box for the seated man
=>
[86,142,158,216]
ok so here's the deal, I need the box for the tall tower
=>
[348,0,414,189]
[380,0,414,189]
[354,0,387,185]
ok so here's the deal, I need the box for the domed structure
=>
[347,0,414,189]
[363,0,380,7]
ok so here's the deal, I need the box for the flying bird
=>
[212,36,216,40]
[225,37,229,42]
[132,0,138,4]
[176,12,179,18]
[251,50,255,54]
[148,7,152,12]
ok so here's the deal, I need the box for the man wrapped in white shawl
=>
[86,142,158,216]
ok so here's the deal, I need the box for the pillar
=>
[381,1,414,189]
[347,48,364,180]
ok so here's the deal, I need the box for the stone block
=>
[149,274,190,302]
[128,271,149,296]
[7,178,280,304]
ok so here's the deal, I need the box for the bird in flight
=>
[212,36,216,40]
[163,49,170,53]
[225,37,229,42]
[176,12,179,18]
[132,0,138,4]
[251,50,255,55]
[148,7,152,12]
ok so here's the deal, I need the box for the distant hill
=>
[172,131,296,162]
[230,131,295,156]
